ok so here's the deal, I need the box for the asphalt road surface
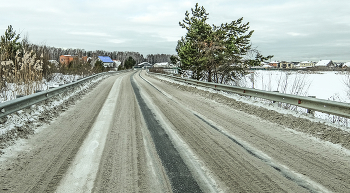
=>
[1,70,350,193]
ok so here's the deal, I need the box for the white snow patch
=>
[1,73,84,103]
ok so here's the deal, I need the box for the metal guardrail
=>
[149,72,350,119]
[0,70,130,118]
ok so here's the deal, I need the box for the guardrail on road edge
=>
[0,70,130,119]
[148,72,350,119]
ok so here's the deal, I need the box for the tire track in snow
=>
[137,71,224,192]
[131,72,203,193]
[142,71,332,193]
[55,75,123,193]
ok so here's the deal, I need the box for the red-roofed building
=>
[59,55,88,65]
[269,61,280,68]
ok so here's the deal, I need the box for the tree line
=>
[0,25,173,79]
[29,47,172,67]
[0,25,174,99]
[27,45,172,67]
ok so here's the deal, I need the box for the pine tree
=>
[176,3,272,83]
[0,25,22,61]
[124,56,136,69]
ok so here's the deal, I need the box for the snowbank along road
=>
[1,70,350,192]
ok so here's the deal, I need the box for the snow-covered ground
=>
[181,69,350,103]
[0,74,83,103]
[181,70,350,103]
[242,70,350,103]
[243,70,350,126]
[0,73,107,140]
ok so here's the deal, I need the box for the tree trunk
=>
[207,69,212,82]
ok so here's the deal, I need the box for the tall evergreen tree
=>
[0,25,22,61]
[177,3,272,83]
[124,56,136,69]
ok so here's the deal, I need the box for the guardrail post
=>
[272,91,279,103]
[307,96,316,115]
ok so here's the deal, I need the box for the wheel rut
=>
[130,72,203,193]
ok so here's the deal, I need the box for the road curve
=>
[0,70,350,192]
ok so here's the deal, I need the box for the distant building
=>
[153,62,177,68]
[59,55,75,65]
[113,60,121,68]
[291,62,300,67]
[315,60,334,67]
[279,61,294,68]
[343,62,350,68]
[299,61,315,68]
[269,61,280,68]
[59,55,87,65]
[98,56,114,68]
[135,62,153,69]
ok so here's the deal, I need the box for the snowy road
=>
[1,70,350,192]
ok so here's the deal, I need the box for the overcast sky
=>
[1,0,350,62]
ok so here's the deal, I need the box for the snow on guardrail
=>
[0,70,130,119]
[149,72,350,119]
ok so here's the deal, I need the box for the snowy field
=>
[238,70,350,127]
[241,70,350,103]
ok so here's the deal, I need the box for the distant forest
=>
[43,46,172,65]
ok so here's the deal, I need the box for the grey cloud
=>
[1,0,349,61]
